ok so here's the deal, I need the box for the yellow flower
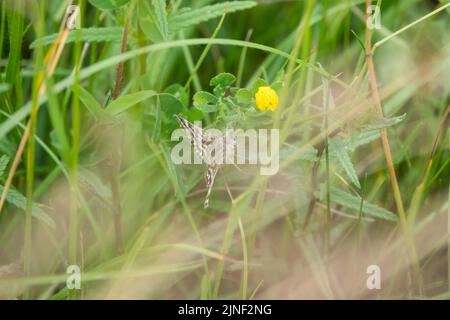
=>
[255,86,279,112]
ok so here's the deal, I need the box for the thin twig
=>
[365,0,422,294]
[108,16,130,254]
[373,2,450,50]
[113,21,129,100]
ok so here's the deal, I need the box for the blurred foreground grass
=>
[0,0,449,299]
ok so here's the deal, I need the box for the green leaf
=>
[236,88,252,104]
[147,93,184,141]
[138,0,169,43]
[159,93,184,119]
[168,1,257,34]
[77,85,113,121]
[5,0,25,93]
[271,81,284,94]
[105,90,157,115]
[0,154,9,177]
[164,84,189,108]
[329,137,361,189]
[281,144,318,162]
[0,185,56,228]
[347,114,407,150]
[49,130,62,153]
[193,91,219,113]
[30,27,124,48]
[88,0,129,10]
[348,130,380,150]
[365,114,406,131]
[194,104,220,113]
[144,93,184,140]
[210,72,236,88]
[184,107,204,122]
[46,77,70,161]
[211,73,236,96]
[319,186,397,221]
[251,78,268,94]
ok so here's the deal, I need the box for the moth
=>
[174,115,235,208]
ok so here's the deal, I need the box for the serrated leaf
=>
[0,185,56,228]
[105,90,157,115]
[348,130,380,150]
[139,0,169,42]
[30,27,124,48]
[0,155,9,177]
[365,114,406,131]
[193,91,219,113]
[347,114,406,150]
[168,1,257,34]
[318,186,397,221]
[88,0,129,10]
[280,144,318,162]
[329,137,361,189]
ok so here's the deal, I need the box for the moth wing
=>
[204,164,219,209]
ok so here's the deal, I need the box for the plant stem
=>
[275,0,315,130]
[22,0,46,299]
[373,2,450,50]
[113,21,129,100]
[213,201,240,298]
[107,4,135,254]
[238,218,248,300]
[68,1,85,300]
[324,86,331,256]
[365,0,422,295]
[184,10,227,91]
[236,29,253,87]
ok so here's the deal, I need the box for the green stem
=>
[68,0,85,299]
[248,179,268,255]
[23,0,44,300]
[373,2,450,50]
[213,202,240,298]
[238,218,248,300]
[324,101,330,255]
[236,29,252,87]
[184,11,227,91]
